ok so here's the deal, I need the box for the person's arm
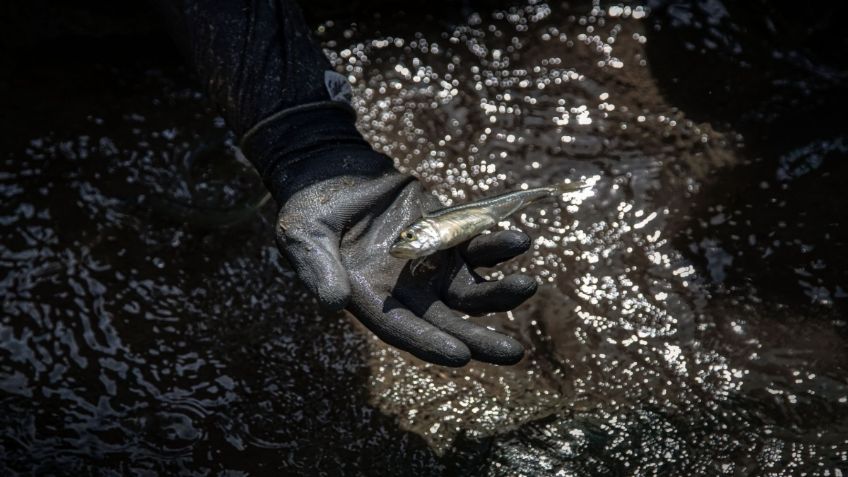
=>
[154,0,372,190]
[155,0,538,366]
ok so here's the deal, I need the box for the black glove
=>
[262,140,537,365]
[156,0,538,365]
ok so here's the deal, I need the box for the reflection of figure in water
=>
[155,0,539,366]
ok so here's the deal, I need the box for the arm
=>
[155,0,537,366]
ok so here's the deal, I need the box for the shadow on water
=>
[644,0,848,312]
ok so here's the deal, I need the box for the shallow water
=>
[1,1,847,475]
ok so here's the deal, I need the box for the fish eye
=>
[402,231,415,240]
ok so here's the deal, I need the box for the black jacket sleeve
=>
[154,0,385,201]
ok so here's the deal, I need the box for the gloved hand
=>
[156,0,538,365]
[264,139,537,366]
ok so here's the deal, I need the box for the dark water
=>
[2,1,847,475]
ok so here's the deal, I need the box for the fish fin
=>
[409,257,426,275]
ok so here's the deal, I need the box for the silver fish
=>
[390,181,588,260]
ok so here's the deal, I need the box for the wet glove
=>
[253,131,537,366]
[156,0,538,365]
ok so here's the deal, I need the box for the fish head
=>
[389,221,441,259]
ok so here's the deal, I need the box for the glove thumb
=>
[276,214,351,311]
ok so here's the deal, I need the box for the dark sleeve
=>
[154,0,377,197]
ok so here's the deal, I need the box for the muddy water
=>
[1,1,847,475]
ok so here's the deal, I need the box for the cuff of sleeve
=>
[239,102,396,203]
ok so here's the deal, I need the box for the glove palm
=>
[277,168,537,366]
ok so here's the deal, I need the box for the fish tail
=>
[553,180,589,195]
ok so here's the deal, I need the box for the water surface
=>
[1,1,846,475]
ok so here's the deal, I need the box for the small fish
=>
[390,181,589,260]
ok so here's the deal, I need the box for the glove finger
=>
[444,266,538,316]
[349,290,472,367]
[277,219,350,311]
[399,292,524,365]
[461,230,531,268]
